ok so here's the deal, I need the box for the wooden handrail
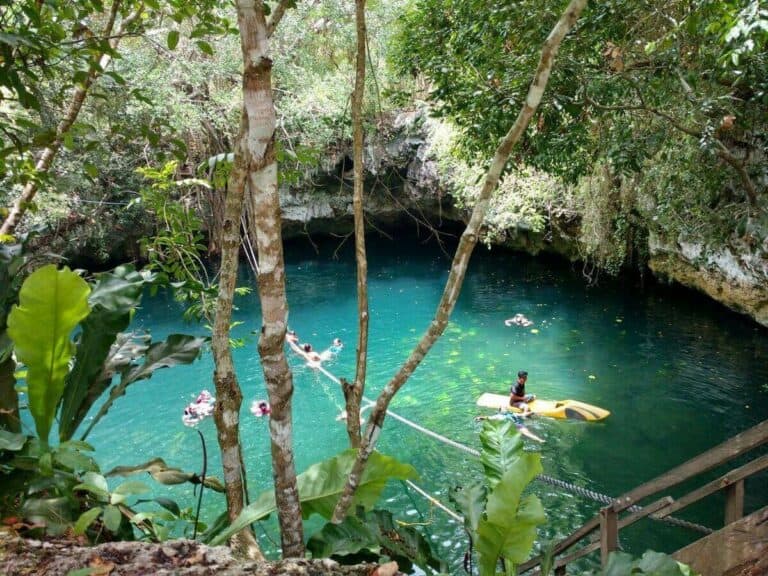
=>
[519,419,768,573]
[653,453,768,519]
[612,419,768,514]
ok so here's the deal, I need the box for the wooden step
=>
[673,506,768,576]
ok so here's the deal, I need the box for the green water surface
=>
[84,231,768,570]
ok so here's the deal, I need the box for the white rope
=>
[405,480,463,523]
[284,344,711,535]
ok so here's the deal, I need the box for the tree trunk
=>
[236,0,304,558]
[0,0,142,237]
[331,0,589,523]
[0,356,20,433]
[210,132,263,560]
[345,0,369,449]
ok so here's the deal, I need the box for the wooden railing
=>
[519,419,768,574]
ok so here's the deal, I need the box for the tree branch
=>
[266,0,292,38]
[331,0,589,523]
[0,0,146,237]
[584,93,759,208]
[344,0,368,449]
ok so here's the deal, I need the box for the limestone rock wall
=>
[648,234,768,327]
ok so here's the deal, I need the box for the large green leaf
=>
[475,453,545,575]
[7,265,90,444]
[479,419,524,491]
[120,333,205,383]
[0,429,26,450]
[210,450,418,546]
[604,550,701,576]
[59,265,148,441]
[307,513,380,558]
[105,457,226,492]
[308,509,446,574]
[81,334,205,440]
[22,496,77,536]
[450,480,486,533]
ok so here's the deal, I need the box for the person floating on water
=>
[182,389,216,427]
[250,399,271,417]
[510,370,535,415]
[329,338,343,354]
[301,343,323,364]
[475,411,545,443]
[505,313,533,327]
[285,329,343,368]
[318,337,343,361]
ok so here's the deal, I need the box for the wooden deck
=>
[673,505,768,576]
[519,419,768,574]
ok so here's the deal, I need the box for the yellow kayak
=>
[476,393,610,422]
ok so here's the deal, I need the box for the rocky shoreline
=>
[0,534,399,576]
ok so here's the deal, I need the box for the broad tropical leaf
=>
[74,507,103,535]
[308,508,446,574]
[636,550,700,576]
[81,334,205,439]
[450,480,486,533]
[105,457,225,492]
[307,513,379,558]
[7,265,90,444]
[210,450,418,546]
[59,265,148,441]
[479,419,524,491]
[0,429,26,450]
[22,496,77,536]
[475,453,545,575]
[120,333,205,383]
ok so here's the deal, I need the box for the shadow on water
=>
[84,226,767,571]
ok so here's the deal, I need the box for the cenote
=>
[84,229,768,571]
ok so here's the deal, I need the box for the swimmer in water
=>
[250,399,271,417]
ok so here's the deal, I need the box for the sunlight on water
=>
[83,231,768,571]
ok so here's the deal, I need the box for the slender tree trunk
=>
[331,0,589,523]
[345,0,369,449]
[210,137,263,560]
[0,357,20,433]
[236,0,304,557]
[0,1,143,237]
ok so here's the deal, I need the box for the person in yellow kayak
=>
[510,370,536,415]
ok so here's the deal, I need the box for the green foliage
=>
[134,162,212,314]
[210,449,418,546]
[426,121,565,246]
[79,333,207,440]
[59,265,151,441]
[7,265,91,444]
[73,470,206,542]
[307,507,446,574]
[391,0,767,277]
[1,435,98,536]
[599,550,700,576]
[0,250,205,536]
[0,237,34,433]
[106,457,225,493]
[452,420,546,576]
[134,161,249,323]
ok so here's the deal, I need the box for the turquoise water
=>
[84,230,768,570]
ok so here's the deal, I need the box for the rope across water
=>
[289,351,712,535]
